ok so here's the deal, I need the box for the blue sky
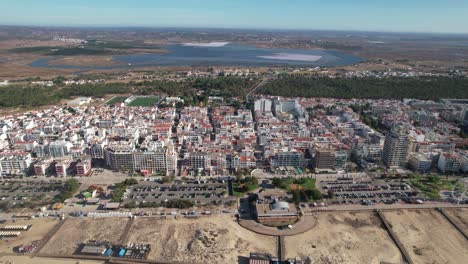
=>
[1,0,467,33]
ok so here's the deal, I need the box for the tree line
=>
[4,75,466,109]
[259,76,468,100]
[0,76,256,108]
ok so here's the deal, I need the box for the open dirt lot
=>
[0,218,59,254]
[125,215,277,263]
[384,209,468,264]
[40,217,129,255]
[284,212,401,264]
[445,208,468,234]
[0,255,104,264]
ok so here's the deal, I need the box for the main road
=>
[246,77,270,101]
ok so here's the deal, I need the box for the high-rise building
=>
[314,149,335,170]
[314,149,347,171]
[0,152,32,175]
[86,142,106,159]
[104,146,134,171]
[76,158,92,176]
[133,151,168,173]
[334,151,348,169]
[272,99,308,119]
[55,159,73,177]
[408,152,431,172]
[188,152,211,170]
[254,99,272,114]
[33,159,54,175]
[437,152,463,173]
[35,141,73,158]
[272,151,305,168]
[104,145,177,175]
[382,127,409,168]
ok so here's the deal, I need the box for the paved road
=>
[251,171,368,180]
[303,201,468,213]
[101,96,117,106]
[246,77,270,101]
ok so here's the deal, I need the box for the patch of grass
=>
[409,174,451,200]
[112,178,138,202]
[12,46,112,56]
[55,178,80,202]
[86,40,163,50]
[298,178,317,190]
[127,96,160,107]
[272,177,322,203]
[272,177,316,192]
[11,46,54,53]
[233,177,258,196]
[271,177,295,190]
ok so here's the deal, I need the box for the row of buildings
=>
[1,96,467,176]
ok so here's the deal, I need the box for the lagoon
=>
[31,43,363,69]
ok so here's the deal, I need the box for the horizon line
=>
[1,23,468,36]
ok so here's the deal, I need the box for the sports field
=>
[127,96,159,107]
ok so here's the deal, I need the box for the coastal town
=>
[0,91,467,264]
[1,94,467,180]
[0,8,467,262]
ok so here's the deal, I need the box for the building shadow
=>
[237,256,249,264]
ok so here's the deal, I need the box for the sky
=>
[1,0,467,33]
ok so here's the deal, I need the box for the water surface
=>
[31,44,364,69]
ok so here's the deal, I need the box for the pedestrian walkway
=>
[238,215,317,236]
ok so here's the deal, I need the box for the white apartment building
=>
[408,152,432,172]
[0,152,32,175]
[438,152,462,173]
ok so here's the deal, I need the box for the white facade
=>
[254,99,272,113]
[438,152,462,173]
[0,152,32,175]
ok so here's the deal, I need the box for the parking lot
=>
[124,179,235,206]
[318,177,421,205]
[0,180,65,207]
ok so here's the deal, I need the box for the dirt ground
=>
[0,218,59,254]
[0,255,104,264]
[48,55,125,67]
[445,208,468,234]
[284,212,402,264]
[384,209,468,264]
[40,217,129,255]
[125,215,277,263]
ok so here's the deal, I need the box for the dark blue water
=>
[30,44,363,69]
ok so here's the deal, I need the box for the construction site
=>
[0,208,466,264]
